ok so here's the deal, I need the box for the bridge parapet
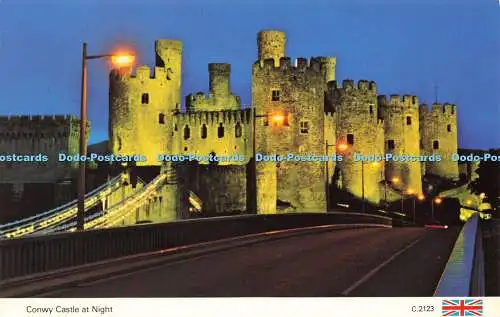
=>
[0,212,391,280]
[434,214,485,296]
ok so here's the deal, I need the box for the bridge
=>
[0,211,495,297]
[0,163,495,297]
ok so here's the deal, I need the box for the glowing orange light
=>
[337,143,348,152]
[434,197,442,204]
[111,53,135,67]
[407,189,414,195]
[392,177,400,184]
[418,194,425,200]
[271,113,285,125]
[372,162,381,167]
[465,199,472,205]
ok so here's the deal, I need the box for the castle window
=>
[451,108,455,115]
[406,116,412,125]
[159,113,165,124]
[447,124,451,132]
[174,124,178,131]
[218,123,224,138]
[347,134,354,145]
[141,93,149,105]
[235,122,242,138]
[300,120,310,134]
[201,124,207,139]
[388,140,395,150]
[284,111,289,126]
[183,125,190,140]
[433,140,439,150]
[369,105,373,115]
[271,89,280,101]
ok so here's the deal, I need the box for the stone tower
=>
[419,103,459,180]
[257,30,286,66]
[252,30,336,213]
[326,80,385,204]
[186,63,240,112]
[378,95,423,195]
[109,40,182,166]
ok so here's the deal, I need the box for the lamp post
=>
[431,197,442,222]
[406,189,414,220]
[76,43,135,231]
[416,194,425,223]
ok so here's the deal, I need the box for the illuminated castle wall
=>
[104,29,460,213]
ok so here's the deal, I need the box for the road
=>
[42,226,459,297]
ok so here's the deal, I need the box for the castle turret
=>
[109,40,183,166]
[257,30,286,66]
[327,80,384,204]
[155,40,183,107]
[378,95,423,195]
[185,63,240,112]
[419,103,459,180]
[209,63,231,96]
[312,56,337,83]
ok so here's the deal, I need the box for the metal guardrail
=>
[0,212,392,280]
[434,214,485,296]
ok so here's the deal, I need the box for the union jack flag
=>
[442,299,483,316]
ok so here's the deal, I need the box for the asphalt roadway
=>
[42,226,460,297]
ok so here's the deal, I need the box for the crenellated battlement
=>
[110,65,168,80]
[420,103,457,116]
[186,92,241,102]
[0,115,83,139]
[175,109,252,126]
[378,95,418,108]
[327,79,377,93]
[254,56,333,73]
[0,114,80,124]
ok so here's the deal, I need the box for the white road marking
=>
[341,236,424,296]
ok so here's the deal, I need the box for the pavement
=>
[36,226,460,297]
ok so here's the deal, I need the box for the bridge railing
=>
[434,214,485,296]
[0,212,391,280]
[0,174,128,239]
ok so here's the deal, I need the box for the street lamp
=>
[76,43,135,231]
[406,188,415,221]
[431,196,442,222]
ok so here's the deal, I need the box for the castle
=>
[107,29,459,213]
[0,29,460,216]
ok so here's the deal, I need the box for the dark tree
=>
[468,148,500,213]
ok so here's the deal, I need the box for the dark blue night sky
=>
[0,0,498,149]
